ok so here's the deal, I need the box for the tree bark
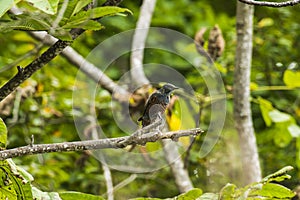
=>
[129,0,194,192]
[130,0,156,86]
[234,1,262,184]
[162,140,193,192]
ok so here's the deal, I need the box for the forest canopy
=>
[0,0,300,199]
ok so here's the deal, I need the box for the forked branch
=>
[0,128,203,160]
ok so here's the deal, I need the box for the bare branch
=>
[29,31,131,101]
[238,0,300,7]
[130,0,157,85]
[0,39,71,102]
[0,128,203,160]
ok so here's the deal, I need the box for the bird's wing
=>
[138,92,161,121]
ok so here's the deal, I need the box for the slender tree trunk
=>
[162,140,193,192]
[129,0,194,192]
[234,1,262,184]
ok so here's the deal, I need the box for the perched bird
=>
[138,83,179,127]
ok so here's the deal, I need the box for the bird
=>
[138,83,179,127]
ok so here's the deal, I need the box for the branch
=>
[29,31,131,101]
[130,0,157,85]
[0,39,72,102]
[0,128,203,160]
[0,0,124,102]
[238,0,300,7]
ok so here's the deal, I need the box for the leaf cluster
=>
[0,0,131,40]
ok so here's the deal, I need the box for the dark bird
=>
[138,83,179,127]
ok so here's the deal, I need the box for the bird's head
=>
[159,83,179,95]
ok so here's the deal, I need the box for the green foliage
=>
[0,118,7,150]
[0,159,33,200]
[131,167,295,199]
[0,0,300,198]
[0,1,132,41]
[0,158,104,200]
[0,0,21,18]
[26,0,60,15]
[283,69,300,88]
[209,166,295,199]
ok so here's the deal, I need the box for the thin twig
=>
[238,0,300,7]
[106,174,137,196]
[0,128,204,160]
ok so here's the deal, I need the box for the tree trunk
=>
[162,140,193,193]
[234,1,262,184]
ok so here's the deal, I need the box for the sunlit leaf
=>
[25,0,59,15]
[258,97,273,127]
[268,110,291,123]
[288,124,300,138]
[176,188,203,199]
[73,6,130,24]
[0,118,7,150]
[32,187,61,199]
[198,193,218,200]
[0,0,21,18]
[219,183,237,199]
[167,111,181,131]
[258,18,274,28]
[283,69,300,88]
[250,82,258,90]
[250,183,295,199]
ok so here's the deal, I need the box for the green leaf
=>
[86,6,132,18]
[0,160,33,200]
[32,187,61,200]
[250,183,295,199]
[261,166,293,183]
[59,0,80,25]
[258,97,273,127]
[283,69,300,88]
[273,120,293,147]
[219,183,237,199]
[288,124,300,137]
[0,0,21,18]
[62,19,104,31]
[198,193,218,200]
[0,13,51,32]
[269,109,291,123]
[59,191,104,200]
[257,18,274,28]
[51,28,73,41]
[25,0,59,15]
[176,188,203,199]
[73,0,93,16]
[0,118,7,150]
[67,6,132,26]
